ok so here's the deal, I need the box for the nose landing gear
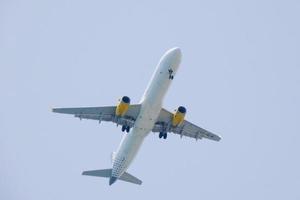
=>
[168,68,174,80]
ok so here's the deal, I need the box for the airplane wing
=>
[152,108,221,141]
[52,104,141,128]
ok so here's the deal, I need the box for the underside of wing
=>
[53,106,115,120]
[153,108,221,141]
[52,104,141,128]
[172,120,221,141]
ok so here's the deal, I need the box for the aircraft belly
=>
[112,48,182,179]
[112,128,148,177]
[112,103,161,177]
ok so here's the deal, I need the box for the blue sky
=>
[1,0,300,199]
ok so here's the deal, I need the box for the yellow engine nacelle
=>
[172,106,186,126]
[115,96,130,117]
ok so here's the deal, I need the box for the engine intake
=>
[115,96,130,117]
[172,106,186,126]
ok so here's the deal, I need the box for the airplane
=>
[52,47,221,186]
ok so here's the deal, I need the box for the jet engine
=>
[115,96,130,117]
[172,106,186,126]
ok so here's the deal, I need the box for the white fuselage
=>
[111,48,182,178]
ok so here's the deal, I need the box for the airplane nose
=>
[169,47,182,58]
[159,47,182,69]
[165,47,182,64]
[109,176,117,185]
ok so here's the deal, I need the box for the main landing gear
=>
[121,125,130,133]
[159,132,167,139]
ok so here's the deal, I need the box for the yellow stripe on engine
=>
[115,102,129,117]
[172,111,185,126]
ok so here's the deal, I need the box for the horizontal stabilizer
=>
[119,172,142,185]
[82,169,112,177]
[82,169,142,185]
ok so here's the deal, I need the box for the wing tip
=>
[215,135,222,141]
[82,171,88,175]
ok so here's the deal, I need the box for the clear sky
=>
[1,0,300,199]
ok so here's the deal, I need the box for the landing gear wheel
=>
[126,126,130,133]
[163,133,167,139]
[121,125,126,132]
[159,132,163,138]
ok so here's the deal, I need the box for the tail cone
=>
[109,176,117,185]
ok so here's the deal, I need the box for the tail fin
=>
[82,169,142,185]
[82,169,112,177]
